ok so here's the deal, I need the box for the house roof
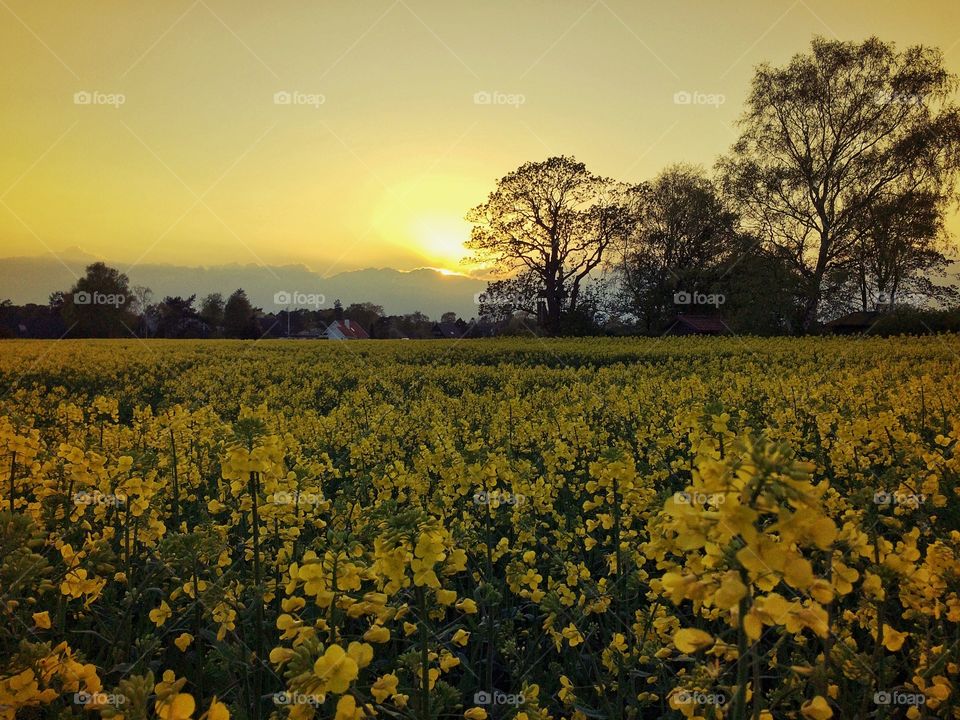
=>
[824,311,880,329]
[327,320,369,339]
[432,321,465,338]
[667,315,730,334]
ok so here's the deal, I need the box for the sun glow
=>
[410,214,474,274]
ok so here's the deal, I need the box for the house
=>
[431,321,468,339]
[823,311,881,335]
[325,319,370,340]
[664,314,730,336]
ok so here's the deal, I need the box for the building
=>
[431,321,468,339]
[325,319,370,340]
[823,311,881,335]
[664,315,730,336]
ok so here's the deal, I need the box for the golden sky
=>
[1,0,958,278]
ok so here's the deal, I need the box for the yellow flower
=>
[561,623,583,647]
[673,628,714,654]
[882,625,907,652]
[370,673,399,702]
[800,695,833,720]
[174,633,194,652]
[157,693,196,720]
[346,642,374,669]
[464,708,488,719]
[334,695,363,720]
[313,644,359,694]
[452,629,470,646]
[203,698,230,720]
[32,611,51,629]
[436,589,457,605]
[150,601,173,627]
[456,598,478,614]
[363,625,390,643]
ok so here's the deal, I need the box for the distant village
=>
[2,261,959,340]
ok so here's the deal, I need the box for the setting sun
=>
[410,214,473,273]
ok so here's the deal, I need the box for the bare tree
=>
[720,37,960,331]
[851,189,958,310]
[466,156,636,334]
[614,165,738,331]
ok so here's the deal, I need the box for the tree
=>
[199,293,225,330]
[223,289,257,339]
[613,165,739,332]
[345,302,383,334]
[466,156,636,334]
[720,37,960,331]
[851,189,958,310]
[475,270,541,325]
[155,295,205,338]
[440,311,458,324]
[61,262,136,338]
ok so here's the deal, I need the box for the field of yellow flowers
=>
[1,337,958,720]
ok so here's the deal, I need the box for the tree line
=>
[3,37,960,339]
[0,268,482,339]
[469,37,960,335]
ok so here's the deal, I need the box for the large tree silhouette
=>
[466,156,635,334]
[720,37,960,331]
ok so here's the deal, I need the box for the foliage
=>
[0,337,959,719]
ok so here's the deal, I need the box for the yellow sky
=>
[1,0,958,277]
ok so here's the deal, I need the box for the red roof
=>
[666,315,730,335]
[328,320,369,339]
